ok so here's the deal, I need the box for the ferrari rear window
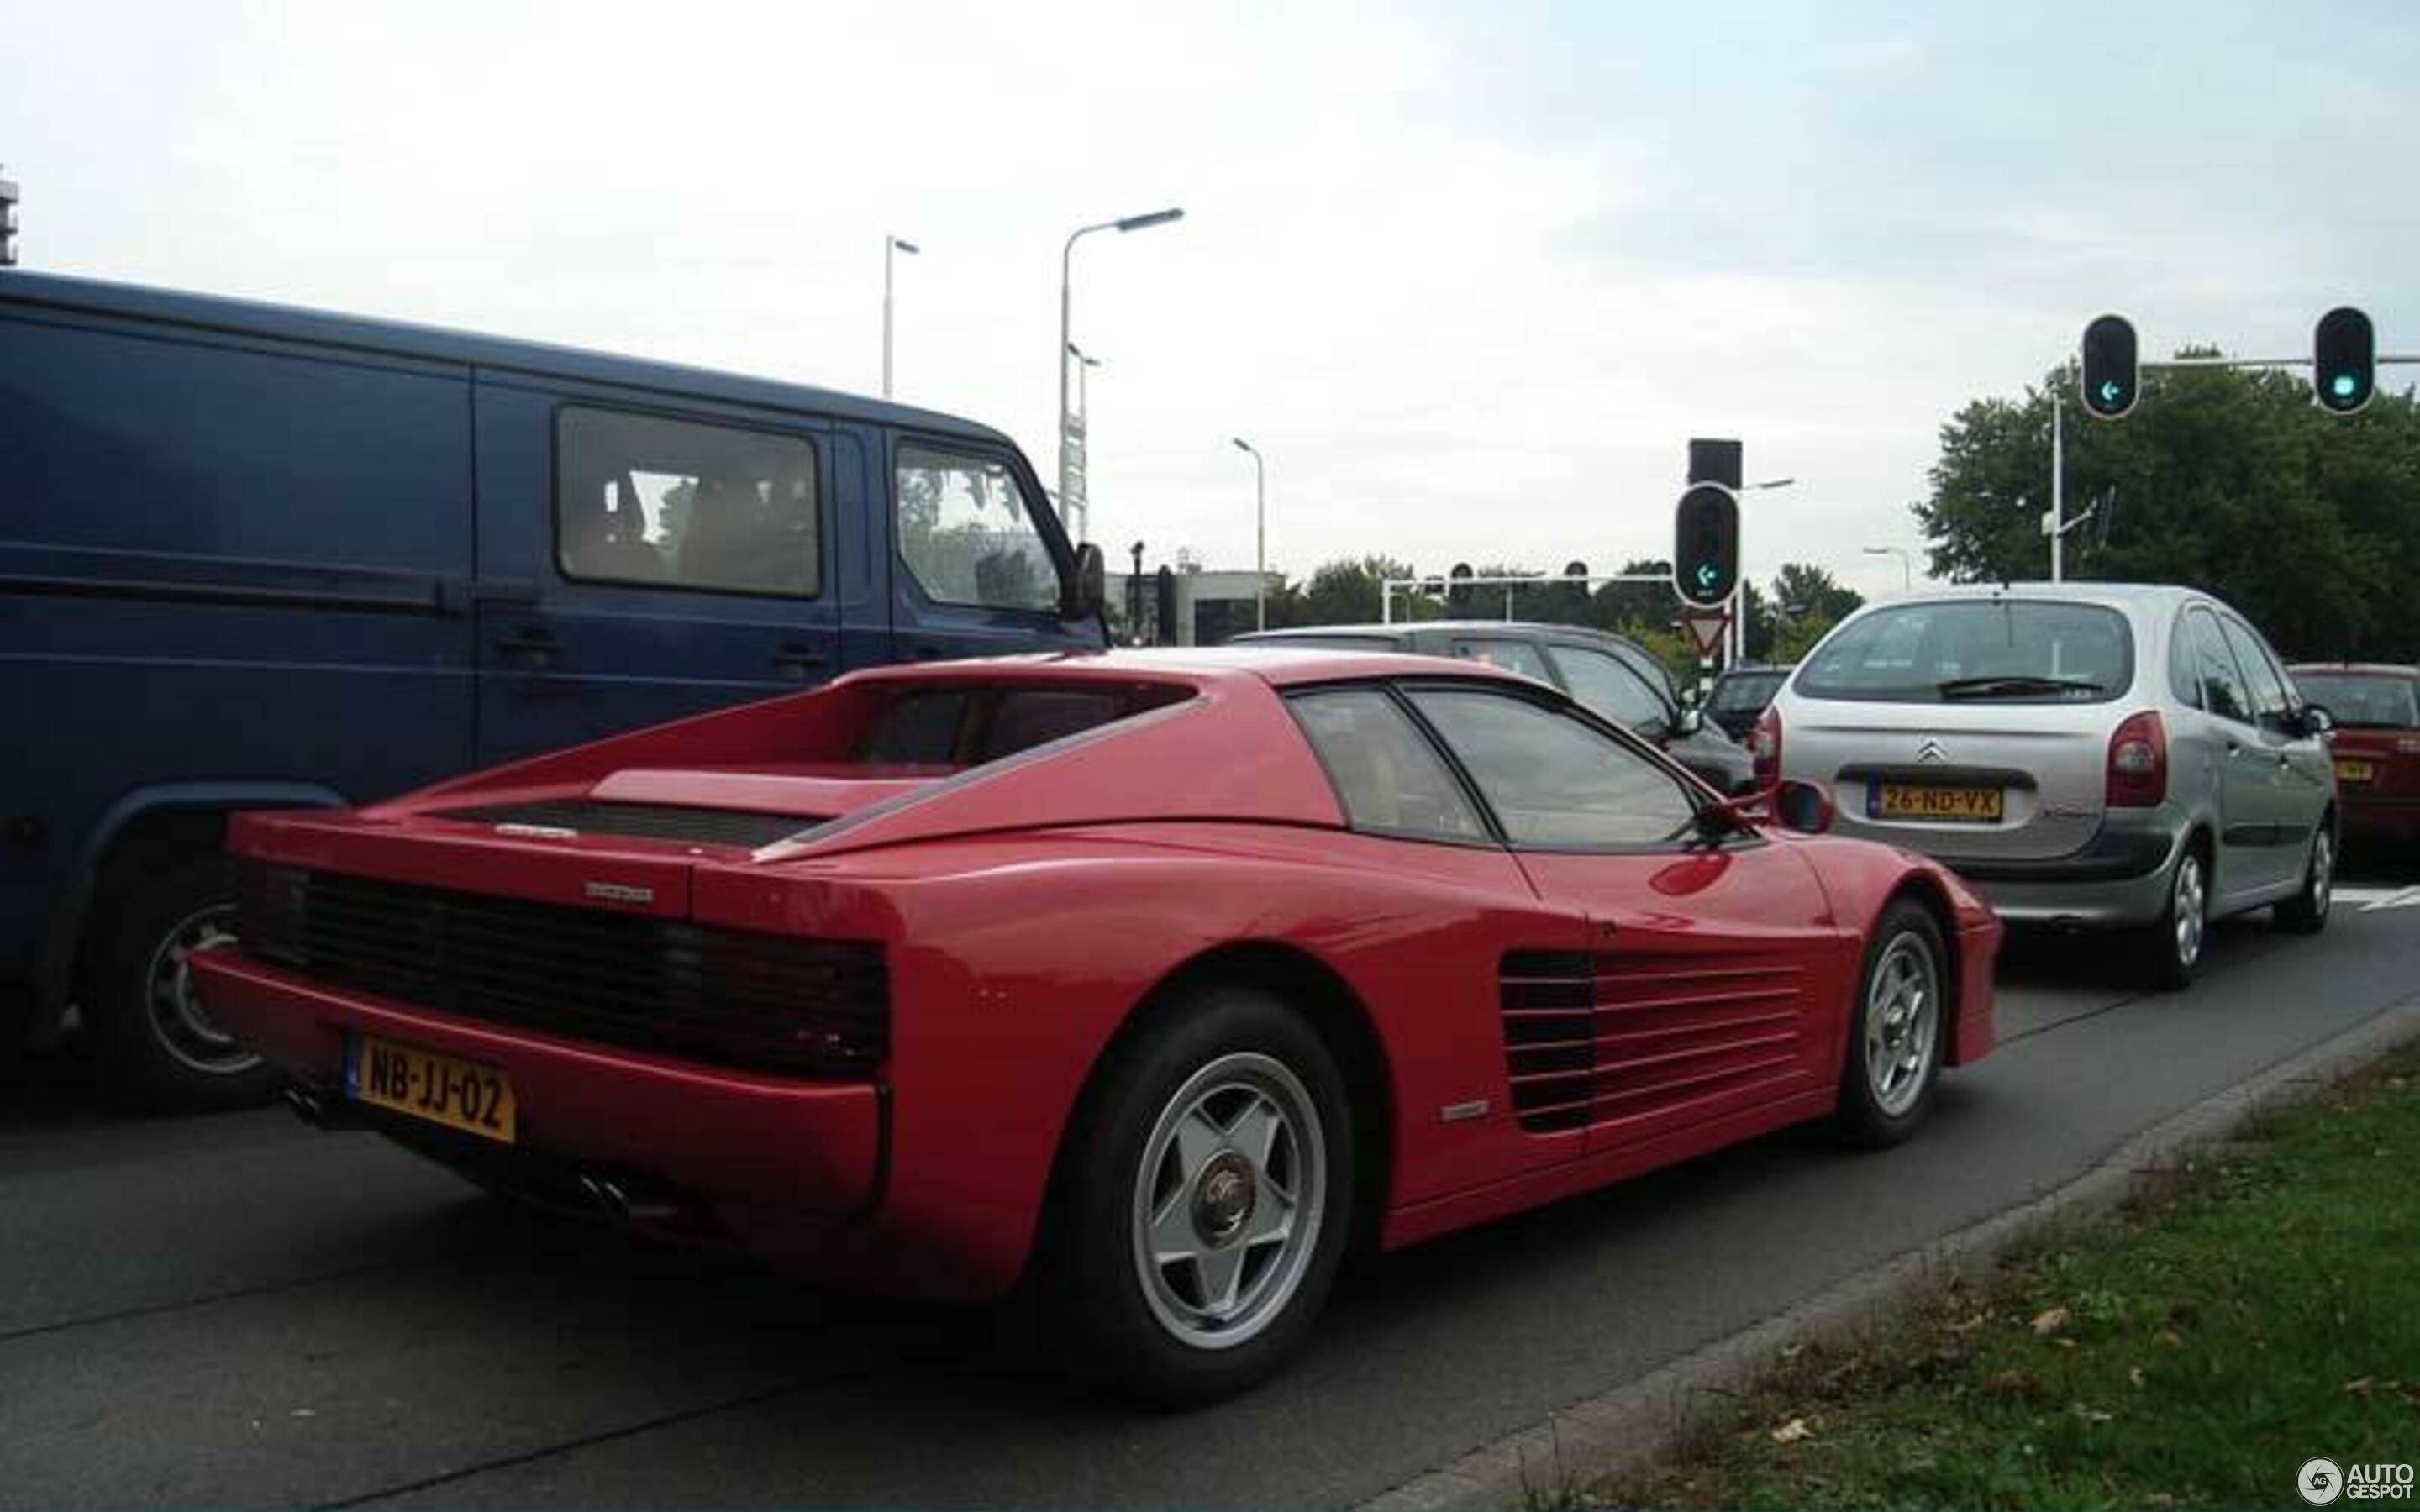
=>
[855,682,1191,766]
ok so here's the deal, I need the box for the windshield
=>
[1797,600,2133,703]
[2292,671,2419,727]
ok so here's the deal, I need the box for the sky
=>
[4,0,2416,602]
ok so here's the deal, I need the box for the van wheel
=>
[2137,843,2208,992]
[1041,984,1354,1406]
[1833,900,1948,1148]
[2274,825,2333,935]
[86,856,276,1112]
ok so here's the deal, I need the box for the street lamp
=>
[1232,437,1265,632]
[1733,477,1798,664]
[1059,207,1184,543]
[1863,544,1912,591]
[882,234,919,399]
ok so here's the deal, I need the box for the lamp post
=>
[1232,437,1265,632]
[882,234,919,399]
[1058,207,1183,543]
[1733,477,1797,665]
[1863,544,1912,591]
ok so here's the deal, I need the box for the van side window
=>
[894,444,1060,613]
[556,407,819,598]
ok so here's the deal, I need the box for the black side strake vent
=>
[437,799,813,849]
[1500,950,1599,1133]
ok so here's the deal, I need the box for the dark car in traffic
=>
[1232,621,1755,792]
[2291,663,2420,852]
[1706,664,1792,743]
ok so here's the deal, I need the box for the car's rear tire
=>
[1040,984,1354,1406]
[2274,823,2333,935]
[84,855,276,1112]
[2136,841,2208,992]
[1833,900,1949,1148]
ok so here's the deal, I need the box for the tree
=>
[1913,360,2420,660]
[1295,554,1416,626]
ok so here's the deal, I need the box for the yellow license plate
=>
[1876,783,2004,822]
[2335,759,2377,783]
[347,1033,518,1143]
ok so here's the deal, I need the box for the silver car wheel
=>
[2172,851,2207,969]
[1862,931,1940,1118]
[1130,1052,1327,1352]
[143,904,259,1077]
[2307,830,2333,921]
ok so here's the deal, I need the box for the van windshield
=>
[1796,600,2133,704]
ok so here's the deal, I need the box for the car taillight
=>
[2107,710,2167,808]
[1751,706,1782,788]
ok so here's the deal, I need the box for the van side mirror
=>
[1675,706,1705,738]
[1068,542,1107,623]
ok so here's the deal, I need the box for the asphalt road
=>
[8,857,2420,1510]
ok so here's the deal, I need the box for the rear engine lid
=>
[424,764,957,853]
[230,809,702,920]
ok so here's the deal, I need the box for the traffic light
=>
[2080,314,2138,419]
[0,171,18,268]
[2313,307,2375,415]
[1562,559,1590,613]
[1672,484,1739,608]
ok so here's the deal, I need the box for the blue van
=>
[0,271,1106,1108]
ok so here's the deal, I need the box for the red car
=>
[195,649,1999,1402]
[2292,664,2420,851]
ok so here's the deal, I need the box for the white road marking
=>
[2338,885,2420,911]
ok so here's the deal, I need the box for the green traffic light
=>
[1697,564,1719,590]
[2332,373,2359,399]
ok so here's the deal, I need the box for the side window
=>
[894,443,1061,613]
[1545,645,1670,735]
[2166,612,2203,709]
[2187,609,2253,725]
[1449,638,1553,683]
[2217,617,2294,733]
[1408,689,1698,848]
[556,407,818,597]
[1288,690,1487,842]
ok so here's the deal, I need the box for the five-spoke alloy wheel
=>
[1835,900,1950,1147]
[1046,984,1354,1405]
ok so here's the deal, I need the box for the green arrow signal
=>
[1696,564,1719,589]
[2097,379,2123,405]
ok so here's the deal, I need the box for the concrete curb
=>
[1356,997,2420,1512]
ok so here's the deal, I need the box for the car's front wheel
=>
[1833,900,1949,1147]
[1043,984,1354,1405]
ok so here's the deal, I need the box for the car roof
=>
[1237,620,1656,648]
[0,270,1007,444]
[2288,661,2419,678]
[1856,580,2205,612]
[844,645,1541,693]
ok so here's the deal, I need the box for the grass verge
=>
[1587,1040,2420,1510]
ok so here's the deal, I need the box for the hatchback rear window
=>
[1796,600,2133,703]
[2293,672,2419,727]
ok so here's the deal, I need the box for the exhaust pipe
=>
[576,1173,687,1226]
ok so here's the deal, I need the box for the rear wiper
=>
[1937,675,2105,700]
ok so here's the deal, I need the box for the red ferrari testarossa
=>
[196,648,1998,1402]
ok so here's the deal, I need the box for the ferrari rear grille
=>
[1500,949,1806,1133]
[434,799,813,849]
[234,862,886,1078]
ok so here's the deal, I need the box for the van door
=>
[471,380,842,764]
[879,432,1098,664]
